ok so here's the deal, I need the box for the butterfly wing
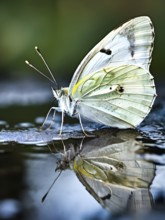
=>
[73,140,155,213]
[75,140,155,188]
[69,16,154,95]
[72,65,156,128]
[76,176,153,213]
[75,172,134,213]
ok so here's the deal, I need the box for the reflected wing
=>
[83,140,155,187]
[72,140,155,213]
[73,65,156,128]
[76,170,153,213]
[69,16,154,95]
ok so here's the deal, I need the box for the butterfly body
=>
[52,87,76,117]
[51,16,156,130]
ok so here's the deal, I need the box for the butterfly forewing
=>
[69,16,154,95]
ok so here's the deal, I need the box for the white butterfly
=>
[27,16,156,133]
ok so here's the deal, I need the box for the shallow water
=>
[0,79,165,220]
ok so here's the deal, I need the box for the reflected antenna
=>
[41,170,62,203]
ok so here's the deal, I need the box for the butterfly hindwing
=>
[69,16,154,95]
[72,65,156,128]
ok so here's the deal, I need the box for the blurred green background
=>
[0,0,164,83]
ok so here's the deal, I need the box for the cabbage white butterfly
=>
[26,16,156,134]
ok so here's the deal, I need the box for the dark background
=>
[0,0,164,84]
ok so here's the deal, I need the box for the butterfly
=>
[26,16,156,134]
[55,132,155,213]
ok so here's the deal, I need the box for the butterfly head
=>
[51,87,62,100]
[56,157,69,171]
[52,87,77,116]
[56,143,79,172]
[51,87,69,100]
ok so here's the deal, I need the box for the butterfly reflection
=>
[55,129,155,214]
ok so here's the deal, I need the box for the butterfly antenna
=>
[35,46,58,87]
[42,170,62,203]
[25,60,55,84]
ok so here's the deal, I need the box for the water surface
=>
[0,79,165,220]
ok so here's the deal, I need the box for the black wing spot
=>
[101,193,111,200]
[129,45,135,57]
[109,87,112,90]
[131,49,134,57]
[100,48,112,55]
[118,86,124,93]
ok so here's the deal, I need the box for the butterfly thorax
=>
[52,87,77,117]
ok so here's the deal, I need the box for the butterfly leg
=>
[78,113,94,137]
[59,110,64,136]
[79,136,85,151]
[61,138,66,154]
[41,107,59,129]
